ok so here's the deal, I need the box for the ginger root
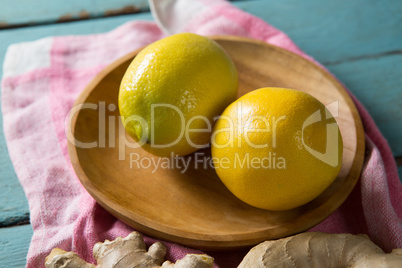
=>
[45,232,213,268]
[46,231,402,268]
[238,232,402,268]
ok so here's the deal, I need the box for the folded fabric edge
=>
[2,37,53,78]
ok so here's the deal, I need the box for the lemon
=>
[211,87,343,211]
[119,33,238,156]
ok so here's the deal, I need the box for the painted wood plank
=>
[0,224,33,268]
[0,0,149,27]
[327,54,402,157]
[0,0,242,27]
[236,0,402,65]
[0,0,401,64]
[399,167,402,183]
[0,172,29,227]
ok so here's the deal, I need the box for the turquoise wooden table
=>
[0,0,401,266]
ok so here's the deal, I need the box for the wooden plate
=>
[68,36,365,250]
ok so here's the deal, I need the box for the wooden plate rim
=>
[67,35,365,249]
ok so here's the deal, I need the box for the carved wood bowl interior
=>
[68,36,365,250]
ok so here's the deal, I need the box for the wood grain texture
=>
[0,0,149,27]
[240,0,402,151]
[398,166,402,183]
[327,54,402,156]
[68,36,365,249]
[0,224,33,268]
[399,167,402,184]
[0,137,29,226]
[237,0,402,64]
[0,0,247,28]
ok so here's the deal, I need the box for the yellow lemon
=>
[118,33,238,156]
[211,87,343,211]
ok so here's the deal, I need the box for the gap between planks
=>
[0,213,30,228]
[0,10,146,30]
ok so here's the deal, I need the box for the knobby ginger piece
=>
[238,232,402,268]
[45,232,213,268]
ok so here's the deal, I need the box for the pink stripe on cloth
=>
[1,0,401,267]
[47,21,213,266]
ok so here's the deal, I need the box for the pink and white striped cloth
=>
[1,0,401,267]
